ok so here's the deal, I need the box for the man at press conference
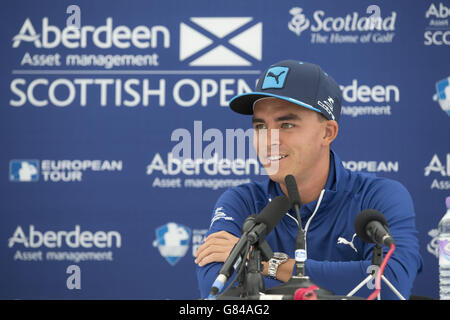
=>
[194,60,423,299]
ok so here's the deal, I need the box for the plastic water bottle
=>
[438,196,450,300]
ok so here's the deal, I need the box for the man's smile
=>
[265,154,289,164]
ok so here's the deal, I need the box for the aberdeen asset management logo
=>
[179,17,262,66]
[152,222,191,266]
[433,76,450,116]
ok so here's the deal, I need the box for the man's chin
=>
[263,164,285,182]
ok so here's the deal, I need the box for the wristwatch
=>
[268,252,289,280]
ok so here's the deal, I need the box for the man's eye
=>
[281,123,294,129]
[254,123,267,130]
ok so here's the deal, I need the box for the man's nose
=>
[257,128,280,152]
[267,128,280,146]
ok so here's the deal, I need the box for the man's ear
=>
[322,120,339,146]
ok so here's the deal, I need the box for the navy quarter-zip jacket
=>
[196,150,423,299]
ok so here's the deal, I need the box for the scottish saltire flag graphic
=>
[179,17,262,66]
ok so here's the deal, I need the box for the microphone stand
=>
[293,203,306,277]
[218,239,273,299]
[346,245,406,300]
[244,238,273,297]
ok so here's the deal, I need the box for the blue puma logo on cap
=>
[267,70,286,84]
[262,66,289,89]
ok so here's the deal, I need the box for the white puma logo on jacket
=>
[337,233,358,253]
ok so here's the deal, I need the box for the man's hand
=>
[194,231,239,267]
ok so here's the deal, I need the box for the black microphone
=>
[354,209,395,247]
[284,175,306,277]
[208,196,289,298]
[285,175,302,214]
[247,196,290,244]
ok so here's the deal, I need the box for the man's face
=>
[252,97,329,184]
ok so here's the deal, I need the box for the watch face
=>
[272,252,289,261]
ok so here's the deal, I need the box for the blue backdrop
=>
[1,0,449,299]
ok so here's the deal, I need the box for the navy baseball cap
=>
[229,60,342,122]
